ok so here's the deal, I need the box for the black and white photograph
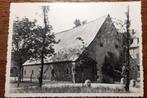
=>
[5,2,143,97]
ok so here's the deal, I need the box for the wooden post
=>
[72,62,76,83]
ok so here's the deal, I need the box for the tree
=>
[73,19,87,27]
[12,6,58,88]
[116,6,132,92]
[124,6,131,92]
[82,20,87,25]
[12,17,37,87]
[112,7,135,92]
[32,6,59,88]
[74,19,81,27]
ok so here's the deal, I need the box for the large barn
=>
[22,15,138,83]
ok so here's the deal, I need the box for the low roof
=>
[23,15,108,66]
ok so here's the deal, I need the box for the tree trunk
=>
[17,63,22,87]
[17,57,23,87]
[21,66,24,82]
[125,68,130,91]
[39,6,47,88]
[39,52,44,88]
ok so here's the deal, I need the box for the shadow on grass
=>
[10,80,39,88]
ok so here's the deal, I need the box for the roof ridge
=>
[55,14,108,35]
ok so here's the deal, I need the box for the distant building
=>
[22,15,138,83]
[129,34,140,80]
[130,36,140,65]
[10,60,18,77]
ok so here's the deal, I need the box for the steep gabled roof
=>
[23,15,109,66]
[54,15,108,51]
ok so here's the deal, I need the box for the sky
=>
[10,2,142,35]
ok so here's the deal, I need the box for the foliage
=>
[102,52,122,83]
[12,18,36,64]
[12,17,37,86]
[82,20,87,25]
[74,19,81,27]
[51,48,81,62]
[12,6,58,87]
[30,25,57,60]
[73,19,87,27]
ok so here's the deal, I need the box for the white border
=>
[5,1,144,97]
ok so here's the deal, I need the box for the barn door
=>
[81,60,97,83]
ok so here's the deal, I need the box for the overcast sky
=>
[10,2,141,35]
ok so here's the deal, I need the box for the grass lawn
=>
[14,86,126,93]
[10,81,127,93]
[10,81,39,88]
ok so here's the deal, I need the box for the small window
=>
[97,75,99,79]
[111,28,113,32]
[137,38,139,44]
[115,44,118,49]
[137,66,140,71]
[65,68,69,74]
[100,43,103,47]
[31,70,34,75]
